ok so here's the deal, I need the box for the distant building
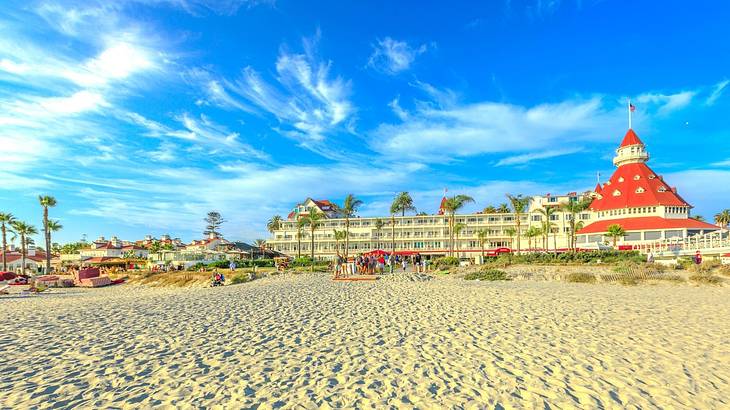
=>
[2,244,50,273]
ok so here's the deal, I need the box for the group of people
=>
[333,252,428,277]
[211,270,225,286]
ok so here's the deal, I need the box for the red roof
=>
[594,183,602,194]
[1,253,47,264]
[619,129,644,148]
[578,216,719,234]
[84,257,123,263]
[121,245,146,250]
[438,196,447,215]
[588,162,689,211]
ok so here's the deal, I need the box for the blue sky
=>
[1,0,729,244]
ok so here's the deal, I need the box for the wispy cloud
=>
[635,90,696,115]
[495,148,582,166]
[372,94,620,162]
[198,33,355,154]
[706,79,729,106]
[368,37,429,74]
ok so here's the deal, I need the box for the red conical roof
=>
[594,183,602,194]
[438,196,447,215]
[619,129,644,148]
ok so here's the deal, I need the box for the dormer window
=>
[612,189,621,197]
[618,177,624,182]
[658,186,667,192]
[648,174,656,180]
[605,181,612,185]
[633,175,640,180]
[635,187,645,193]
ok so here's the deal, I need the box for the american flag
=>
[629,103,636,112]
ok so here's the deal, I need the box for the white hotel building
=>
[267,129,720,260]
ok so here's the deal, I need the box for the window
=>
[635,187,645,193]
[633,175,641,180]
[531,215,541,221]
[658,186,667,192]
[648,174,656,179]
[612,189,621,196]
[618,177,625,182]
[550,215,559,221]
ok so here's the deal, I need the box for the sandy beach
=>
[1,273,729,409]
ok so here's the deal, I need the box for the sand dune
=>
[1,274,729,408]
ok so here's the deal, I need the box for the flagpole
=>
[628,98,632,129]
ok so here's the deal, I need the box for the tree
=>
[504,227,516,263]
[690,215,705,222]
[296,218,306,258]
[38,195,57,273]
[482,205,497,214]
[560,197,592,251]
[374,218,385,250]
[253,239,266,259]
[442,195,475,256]
[524,225,541,253]
[333,230,346,257]
[60,242,86,255]
[0,212,16,272]
[497,203,511,214]
[267,215,283,234]
[454,222,466,256]
[391,192,416,217]
[715,209,730,228]
[537,207,557,253]
[506,194,530,255]
[300,208,323,272]
[476,229,488,259]
[46,220,63,261]
[10,221,37,275]
[204,211,225,238]
[606,224,626,248]
[341,194,363,259]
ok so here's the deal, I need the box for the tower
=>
[613,129,649,167]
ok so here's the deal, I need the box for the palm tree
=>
[267,215,283,234]
[560,198,592,251]
[391,192,416,217]
[506,194,530,255]
[482,205,497,214]
[537,207,557,253]
[504,227,516,263]
[341,194,363,259]
[46,220,63,264]
[690,215,705,222]
[540,220,554,251]
[38,195,57,273]
[374,218,385,250]
[10,221,38,275]
[442,195,475,256]
[453,222,466,256]
[715,209,730,228]
[300,208,323,272]
[476,229,488,260]
[333,230,346,257]
[0,212,16,271]
[253,239,266,259]
[296,218,306,258]
[497,203,510,213]
[524,225,541,253]
[606,224,626,248]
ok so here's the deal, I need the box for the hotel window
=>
[658,186,667,192]
[618,177,625,182]
[648,174,656,179]
[633,175,641,180]
[531,215,541,221]
[550,215,559,221]
[635,187,645,193]
[612,189,621,196]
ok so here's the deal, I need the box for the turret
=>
[613,129,649,167]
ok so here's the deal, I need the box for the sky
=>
[1,0,729,245]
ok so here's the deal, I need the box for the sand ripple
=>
[1,274,729,408]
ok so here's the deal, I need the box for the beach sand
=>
[1,273,729,408]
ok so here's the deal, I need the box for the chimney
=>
[208,232,218,240]
[144,235,152,241]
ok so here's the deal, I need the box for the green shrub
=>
[187,262,207,271]
[433,256,460,269]
[208,260,230,269]
[566,272,596,283]
[229,273,249,285]
[465,269,510,281]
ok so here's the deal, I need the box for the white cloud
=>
[636,90,696,115]
[710,158,730,167]
[495,148,582,166]
[706,80,729,106]
[38,90,107,114]
[372,96,621,162]
[368,37,429,74]
[200,35,355,151]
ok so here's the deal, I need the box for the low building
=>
[1,244,50,274]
